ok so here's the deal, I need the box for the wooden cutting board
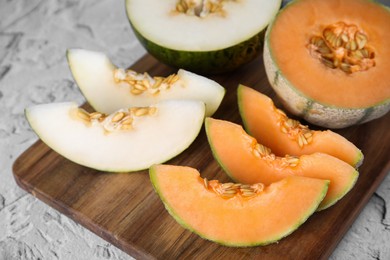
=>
[13,54,390,260]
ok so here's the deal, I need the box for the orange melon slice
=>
[150,164,328,246]
[264,0,390,128]
[237,85,363,167]
[205,118,358,210]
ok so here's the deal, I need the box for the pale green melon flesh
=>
[25,100,205,172]
[126,0,282,73]
[67,49,225,116]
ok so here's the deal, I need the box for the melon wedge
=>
[25,100,205,172]
[150,164,328,246]
[205,118,358,210]
[238,85,363,167]
[67,48,225,116]
[125,0,282,74]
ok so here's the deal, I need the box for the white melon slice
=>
[67,49,225,116]
[25,100,205,172]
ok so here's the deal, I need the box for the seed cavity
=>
[308,22,375,74]
[276,108,313,148]
[253,143,276,160]
[75,106,158,133]
[113,69,181,96]
[281,155,300,168]
[203,178,265,200]
[174,0,235,18]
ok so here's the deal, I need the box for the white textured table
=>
[1,0,389,259]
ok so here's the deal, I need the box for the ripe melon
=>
[67,49,225,116]
[125,0,282,74]
[150,164,328,246]
[237,85,363,167]
[25,100,205,172]
[264,0,390,128]
[205,118,358,210]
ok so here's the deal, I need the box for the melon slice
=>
[238,85,363,167]
[264,0,390,128]
[125,0,282,74]
[67,48,225,116]
[25,100,205,172]
[205,118,358,210]
[150,164,328,246]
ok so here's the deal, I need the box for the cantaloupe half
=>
[67,49,225,116]
[150,164,329,246]
[238,85,363,168]
[205,118,358,210]
[25,100,205,172]
[264,0,390,128]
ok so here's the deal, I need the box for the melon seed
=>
[134,107,149,116]
[89,112,104,120]
[113,68,180,96]
[111,112,125,122]
[121,116,133,125]
[308,22,375,74]
[77,109,91,122]
[203,178,209,189]
[120,124,133,131]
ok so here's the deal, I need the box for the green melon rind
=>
[237,84,254,138]
[149,165,329,247]
[204,117,240,183]
[317,169,358,211]
[263,0,390,129]
[354,151,364,168]
[131,24,265,75]
[126,0,282,74]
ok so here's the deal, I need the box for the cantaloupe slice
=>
[238,85,363,167]
[205,118,358,210]
[25,100,205,172]
[67,49,225,116]
[150,164,329,246]
[264,0,390,128]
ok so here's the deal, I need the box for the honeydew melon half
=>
[150,164,328,246]
[25,100,205,172]
[264,0,390,128]
[125,0,282,74]
[67,49,225,116]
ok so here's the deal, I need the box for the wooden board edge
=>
[321,160,390,259]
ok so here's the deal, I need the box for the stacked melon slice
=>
[26,49,226,172]
[151,86,362,247]
[206,86,361,211]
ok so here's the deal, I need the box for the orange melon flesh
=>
[150,164,328,246]
[238,85,363,167]
[269,0,390,108]
[205,118,358,210]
